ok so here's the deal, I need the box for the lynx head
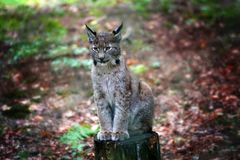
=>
[85,23,123,66]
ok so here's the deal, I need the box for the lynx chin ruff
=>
[86,23,154,141]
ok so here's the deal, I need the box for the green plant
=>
[129,39,152,52]
[0,4,66,63]
[160,0,172,13]
[132,0,151,12]
[150,60,161,69]
[0,0,79,7]
[191,0,240,25]
[130,64,148,74]
[59,124,98,152]
[0,0,29,6]
[16,151,29,160]
[77,0,120,17]
[51,58,92,71]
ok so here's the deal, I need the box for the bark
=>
[94,132,161,160]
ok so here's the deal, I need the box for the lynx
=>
[86,23,154,141]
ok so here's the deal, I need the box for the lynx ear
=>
[113,22,123,42]
[85,24,96,43]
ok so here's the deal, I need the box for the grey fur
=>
[86,24,154,141]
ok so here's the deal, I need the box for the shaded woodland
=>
[0,0,240,159]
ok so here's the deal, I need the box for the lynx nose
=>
[98,53,105,61]
[99,57,104,61]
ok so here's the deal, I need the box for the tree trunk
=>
[94,132,161,160]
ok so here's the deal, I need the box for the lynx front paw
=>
[97,131,112,141]
[111,131,129,141]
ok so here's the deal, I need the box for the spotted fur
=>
[86,23,154,141]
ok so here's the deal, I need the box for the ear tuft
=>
[113,22,123,35]
[85,25,96,35]
[85,24,96,43]
[113,22,123,42]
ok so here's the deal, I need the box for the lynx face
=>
[86,24,123,65]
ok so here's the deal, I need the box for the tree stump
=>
[94,132,161,160]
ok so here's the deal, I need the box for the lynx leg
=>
[112,100,130,141]
[96,99,113,140]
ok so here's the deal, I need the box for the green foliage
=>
[0,0,79,7]
[0,5,66,63]
[84,0,118,8]
[72,47,89,55]
[9,40,44,61]
[214,115,240,127]
[47,45,70,58]
[185,18,197,26]
[16,151,29,160]
[47,45,90,71]
[132,0,151,12]
[47,45,88,58]
[153,0,240,26]
[159,0,172,13]
[150,60,161,69]
[51,58,92,71]
[191,0,240,25]
[131,0,172,14]
[0,0,128,65]
[0,0,29,6]
[59,124,98,152]
[129,39,152,52]
[79,0,119,17]
[130,64,148,74]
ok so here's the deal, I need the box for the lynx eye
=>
[92,47,98,51]
[105,47,111,51]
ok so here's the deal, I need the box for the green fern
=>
[59,124,98,152]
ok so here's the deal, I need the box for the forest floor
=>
[0,3,240,160]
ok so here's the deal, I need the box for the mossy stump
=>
[94,132,161,160]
